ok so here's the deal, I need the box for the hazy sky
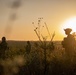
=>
[0,0,76,41]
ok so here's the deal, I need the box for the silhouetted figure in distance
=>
[25,41,31,54]
[0,37,8,59]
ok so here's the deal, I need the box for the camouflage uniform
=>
[25,41,31,54]
[62,28,76,61]
[0,37,8,59]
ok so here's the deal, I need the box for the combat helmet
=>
[64,28,72,35]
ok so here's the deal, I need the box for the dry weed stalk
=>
[33,18,55,75]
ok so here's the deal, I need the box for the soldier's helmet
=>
[2,37,6,42]
[64,28,72,35]
[27,41,30,44]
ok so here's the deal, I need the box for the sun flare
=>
[61,17,76,35]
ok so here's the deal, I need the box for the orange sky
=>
[0,0,76,41]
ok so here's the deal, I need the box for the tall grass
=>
[0,41,76,75]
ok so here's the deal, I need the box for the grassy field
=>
[0,41,76,75]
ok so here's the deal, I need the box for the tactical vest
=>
[62,35,76,49]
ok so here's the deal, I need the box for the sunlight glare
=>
[61,17,76,35]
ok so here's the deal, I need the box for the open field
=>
[0,41,76,75]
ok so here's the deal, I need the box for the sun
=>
[61,17,76,35]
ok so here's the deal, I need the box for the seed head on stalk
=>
[33,18,55,51]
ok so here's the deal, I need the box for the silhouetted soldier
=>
[25,41,31,54]
[0,37,8,59]
[62,28,76,61]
